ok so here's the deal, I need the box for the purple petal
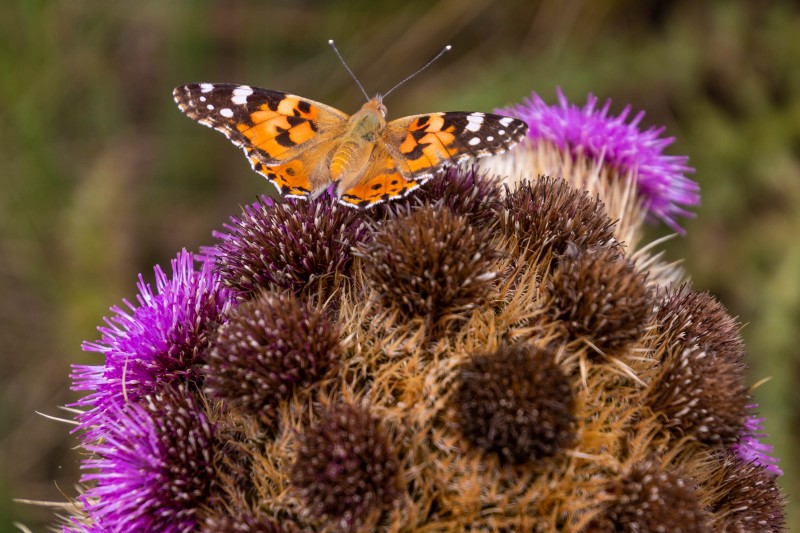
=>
[71,249,232,431]
[505,88,699,232]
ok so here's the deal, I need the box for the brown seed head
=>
[709,454,785,532]
[290,402,401,529]
[358,205,499,324]
[647,287,749,445]
[212,195,369,299]
[205,291,342,427]
[452,344,576,465]
[546,244,651,352]
[656,285,746,364]
[586,459,712,532]
[499,177,618,261]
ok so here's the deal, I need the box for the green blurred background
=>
[2,1,798,530]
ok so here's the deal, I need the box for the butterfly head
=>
[349,98,387,140]
[368,96,388,118]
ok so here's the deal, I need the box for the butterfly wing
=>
[383,111,529,181]
[338,143,425,208]
[173,83,348,197]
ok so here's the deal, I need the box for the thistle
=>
[59,90,785,531]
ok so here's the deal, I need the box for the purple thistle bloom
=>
[71,249,231,431]
[506,88,699,232]
[76,386,218,533]
[732,406,783,476]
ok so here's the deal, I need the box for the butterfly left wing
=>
[382,111,529,181]
[173,83,349,197]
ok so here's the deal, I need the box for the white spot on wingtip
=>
[487,136,494,142]
[499,117,514,127]
[498,129,506,135]
[231,85,253,105]
[465,113,484,132]
[206,104,214,110]
[200,83,214,93]
[220,108,234,118]
[199,96,207,102]
[468,137,481,146]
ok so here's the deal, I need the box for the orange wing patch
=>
[247,152,312,198]
[339,157,421,208]
[395,114,459,175]
[237,102,318,160]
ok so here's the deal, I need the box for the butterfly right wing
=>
[383,111,529,181]
[173,83,349,197]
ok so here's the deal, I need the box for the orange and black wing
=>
[384,111,529,181]
[173,83,348,198]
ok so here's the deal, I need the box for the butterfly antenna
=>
[382,45,452,99]
[328,39,371,102]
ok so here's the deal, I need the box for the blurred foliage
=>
[1,0,798,530]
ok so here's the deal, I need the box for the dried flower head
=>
[646,343,748,446]
[211,194,369,298]
[506,88,699,231]
[78,385,218,533]
[709,454,785,532]
[647,287,749,445]
[587,459,712,532]
[546,244,651,353]
[499,177,618,263]
[72,250,230,430]
[358,204,499,325]
[451,344,576,465]
[290,402,401,529]
[656,285,746,361]
[204,291,342,426]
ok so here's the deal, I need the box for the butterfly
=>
[173,47,528,208]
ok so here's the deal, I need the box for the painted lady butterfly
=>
[173,45,528,208]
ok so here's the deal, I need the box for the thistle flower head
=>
[452,344,576,465]
[506,88,699,231]
[290,402,401,530]
[78,385,218,533]
[358,204,499,326]
[210,194,370,299]
[709,454,786,532]
[546,244,651,353]
[204,290,342,427]
[72,250,230,430]
[499,177,618,263]
[647,286,749,445]
[587,459,712,532]
[655,284,746,359]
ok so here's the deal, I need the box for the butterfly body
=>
[329,98,385,195]
[173,83,528,207]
